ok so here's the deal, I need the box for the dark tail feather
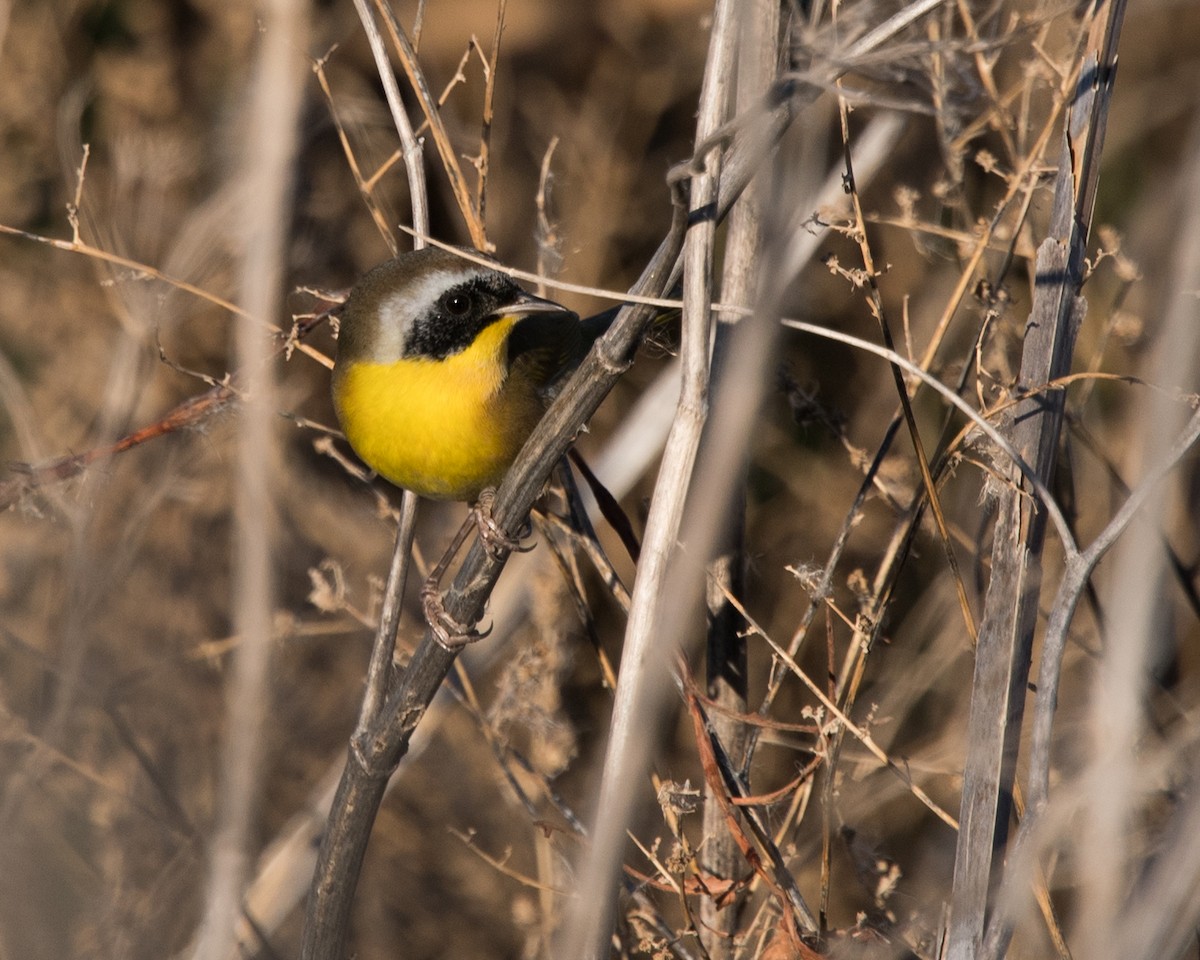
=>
[568,448,641,564]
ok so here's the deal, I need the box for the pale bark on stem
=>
[982,116,1200,960]
[700,0,779,954]
[948,3,1126,958]
[556,0,737,953]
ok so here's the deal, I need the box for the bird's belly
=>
[332,354,542,501]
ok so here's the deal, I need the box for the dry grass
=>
[2,0,1200,958]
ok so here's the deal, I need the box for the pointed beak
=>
[495,291,576,321]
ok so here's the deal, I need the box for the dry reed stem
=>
[949,1,1128,955]
[699,1,779,951]
[556,0,738,950]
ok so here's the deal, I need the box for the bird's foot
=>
[421,575,491,652]
[473,488,534,561]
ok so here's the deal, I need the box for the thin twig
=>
[312,50,398,255]
[350,0,429,249]
[369,0,486,248]
[834,82,979,644]
[473,0,507,249]
[353,493,418,739]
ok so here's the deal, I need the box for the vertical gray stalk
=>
[699,0,779,953]
[555,0,738,955]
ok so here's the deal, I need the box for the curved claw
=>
[473,488,534,561]
[421,578,490,651]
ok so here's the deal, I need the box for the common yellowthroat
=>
[331,247,587,502]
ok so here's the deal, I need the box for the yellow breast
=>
[332,316,544,500]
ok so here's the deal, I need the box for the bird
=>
[331,246,586,503]
[330,246,592,647]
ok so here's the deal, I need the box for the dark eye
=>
[443,292,472,317]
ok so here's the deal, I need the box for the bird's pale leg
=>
[420,489,534,651]
[472,487,534,560]
[420,511,488,651]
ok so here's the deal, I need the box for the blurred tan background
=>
[1,0,1199,957]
